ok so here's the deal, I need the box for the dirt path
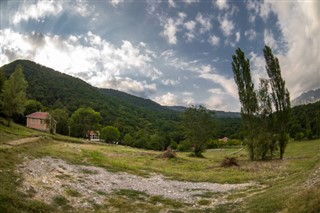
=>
[17,157,256,210]
[0,137,41,148]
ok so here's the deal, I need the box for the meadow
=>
[0,121,319,212]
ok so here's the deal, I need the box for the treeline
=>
[288,101,320,140]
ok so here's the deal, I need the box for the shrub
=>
[220,157,239,167]
[177,140,192,152]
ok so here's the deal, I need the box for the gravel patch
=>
[17,157,255,209]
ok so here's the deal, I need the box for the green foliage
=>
[0,65,28,126]
[232,48,259,160]
[101,126,121,143]
[183,105,215,157]
[177,139,192,151]
[24,99,44,115]
[263,45,291,159]
[51,108,69,135]
[70,107,102,138]
[0,68,6,94]
[289,101,320,140]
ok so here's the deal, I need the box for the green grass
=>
[1,120,320,212]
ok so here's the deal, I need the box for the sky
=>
[0,0,319,112]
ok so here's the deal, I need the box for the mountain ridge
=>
[292,87,320,106]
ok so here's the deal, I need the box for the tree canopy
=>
[183,105,215,157]
[0,65,28,126]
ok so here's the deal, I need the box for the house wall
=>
[26,117,48,131]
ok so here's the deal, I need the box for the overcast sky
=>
[0,0,319,111]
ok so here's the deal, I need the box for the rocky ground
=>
[17,156,255,210]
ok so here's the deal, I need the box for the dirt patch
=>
[17,157,255,210]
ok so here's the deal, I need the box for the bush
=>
[220,157,239,167]
[158,147,176,159]
[177,140,192,151]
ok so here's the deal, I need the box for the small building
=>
[26,112,56,133]
[86,130,100,141]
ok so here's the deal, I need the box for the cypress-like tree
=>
[0,65,28,126]
[263,45,290,159]
[232,48,259,160]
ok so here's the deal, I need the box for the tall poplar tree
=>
[0,65,28,126]
[232,48,259,160]
[263,45,291,159]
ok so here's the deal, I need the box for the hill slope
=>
[1,60,181,138]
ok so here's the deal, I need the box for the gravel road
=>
[17,157,255,209]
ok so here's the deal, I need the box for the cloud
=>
[235,31,240,42]
[168,0,176,8]
[205,88,240,112]
[110,0,124,7]
[244,29,257,40]
[0,29,162,96]
[184,20,197,42]
[219,15,234,36]
[154,92,194,106]
[213,0,228,10]
[12,0,63,25]
[209,34,220,46]
[199,72,238,99]
[101,77,157,98]
[195,13,212,34]
[161,12,187,44]
[154,92,180,106]
[265,1,320,98]
[161,79,180,86]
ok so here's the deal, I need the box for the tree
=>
[263,45,291,159]
[231,48,259,160]
[183,105,215,157]
[70,107,102,138]
[24,99,44,115]
[256,78,273,159]
[0,68,6,93]
[51,108,69,135]
[0,65,27,126]
[101,126,120,143]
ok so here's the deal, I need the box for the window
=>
[40,119,45,125]
[31,118,35,124]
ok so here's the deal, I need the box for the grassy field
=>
[0,120,319,212]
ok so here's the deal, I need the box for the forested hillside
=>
[1,60,183,147]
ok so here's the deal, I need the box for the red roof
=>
[26,112,49,119]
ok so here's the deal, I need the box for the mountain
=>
[1,60,180,129]
[292,88,320,106]
[166,106,241,118]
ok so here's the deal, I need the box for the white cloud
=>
[214,0,228,10]
[0,29,161,96]
[199,72,238,99]
[244,29,257,40]
[205,88,240,111]
[12,0,63,25]
[196,13,212,34]
[184,20,196,42]
[161,12,187,44]
[168,0,176,8]
[101,77,156,97]
[235,31,240,42]
[154,92,195,106]
[264,1,320,98]
[110,0,124,7]
[263,29,278,51]
[154,92,180,106]
[183,0,199,4]
[161,79,180,86]
[219,15,234,36]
